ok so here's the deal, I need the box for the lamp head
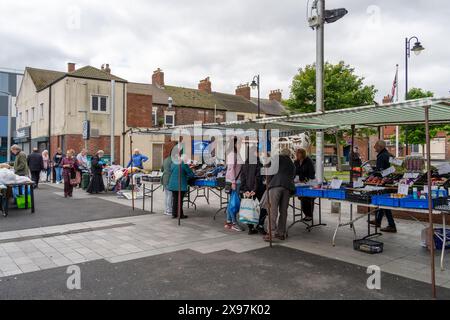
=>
[411,41,425,55]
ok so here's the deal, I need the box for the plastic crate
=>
[399,196,441,209]
[16,195,32,209]
[323,189,346,200]
[371,194,401,207]
[353,239,384,254]
[434,228,450,250]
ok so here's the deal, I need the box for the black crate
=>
[353,239,384,254]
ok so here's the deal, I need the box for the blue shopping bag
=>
[228,190,241,215]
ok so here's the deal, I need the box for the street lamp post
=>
[404,36,425,155]
[405,36,425,100]
[250,75,261,119]
[0,90,12,162]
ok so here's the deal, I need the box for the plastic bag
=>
[228,190,241,216]
[40,171,47,182]
[239,198,260,225]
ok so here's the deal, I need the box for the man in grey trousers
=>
[264,148,296,241]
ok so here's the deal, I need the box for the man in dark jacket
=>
[371,140,397,233]
[294,148,316,221]
[27,147,44,188]
[264,148,295,241]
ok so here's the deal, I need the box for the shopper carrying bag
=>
[238,195,260,225]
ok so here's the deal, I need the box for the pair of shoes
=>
[381,225,397,233]
[64,194,68,198]
[369,220,381,228]
[248,228,259,235]
[231,224,244,232]
[224,223,232,230]
[164,212,172,216]
[256,226,267,235]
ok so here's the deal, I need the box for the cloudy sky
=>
[1,0,449,102]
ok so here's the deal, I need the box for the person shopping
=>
[240,145,267,235]
[61,149,78,198]
[42,150,51,182]
[264,148,295,241]
[53,148,64,184]
[225,136,244,232]
[27,147,44,188]
[10,145,29,177]
[168,152,194,220]
[87,150,106,194]
[294,148,315,222]
[162,149,174,216]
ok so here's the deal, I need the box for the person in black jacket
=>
[87,150,106,194]
[370,140,397,233]
[294,148,315,221]
[240,145,267,235]
[27,148,44,188]
[263,148,295,241]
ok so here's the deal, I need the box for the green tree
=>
[286,61,377,170]
[286,61,377,113]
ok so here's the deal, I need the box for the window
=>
[31,107,35,122]
[40,103,44,119]
[25,110,29,124]
[237,114,245,121]
[164,112,175,127]
[152,108,158,126]
[18,112,22,127]
[91,95,108,113]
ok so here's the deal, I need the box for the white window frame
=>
[164,111,175,127]
[90,95,109,114]
[152,107,158,126]
[40,103,44,119]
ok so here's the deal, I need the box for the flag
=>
[391,65,399,102]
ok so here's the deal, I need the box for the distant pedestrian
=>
[61,149,78,198]
[127,149,149,169]
[161,150,174,216]
[87,150,106,194]
[42,150,51,182]
[27,147,44,188]
[76,148,89,188]
[53,148,64,184]
[10,145,29,177]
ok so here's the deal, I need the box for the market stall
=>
[0,168,36,216]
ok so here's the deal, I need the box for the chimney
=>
[382,95,392,104]
[198,77,212,93]
[67,62,76,73]
[269,89,282,102]
[152,68,165,88]
[235,83,251,100]
[104,64,111,74]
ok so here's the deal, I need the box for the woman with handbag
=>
[225,136,244,232]
[61,149,79,198]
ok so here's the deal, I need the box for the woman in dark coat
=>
[294,148,316,221]
[87,150,105,194]
[240,145,267,235]
[61,149,78,198]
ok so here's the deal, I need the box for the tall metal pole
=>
[405,37,409,100]
[315,0,325,184]
[6,93,12,162]
[111,80,116,164]
[257,75,261,119]
[425,106,436,299]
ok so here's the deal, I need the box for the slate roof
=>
[127,82,171,105]
[212,92,259,113]
[251,97,286,116]
[26,65,127,92]
[163,86,227,110]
